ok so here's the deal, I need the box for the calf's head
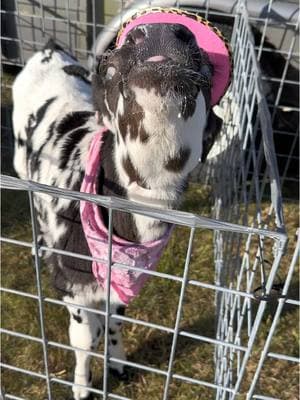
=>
[93,19,227,180]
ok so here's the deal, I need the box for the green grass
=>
[1,181,299,400]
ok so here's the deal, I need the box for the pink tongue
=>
[146,55,167,62]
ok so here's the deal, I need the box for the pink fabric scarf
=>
[80,128,172,304]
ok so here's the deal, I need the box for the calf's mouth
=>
[124,24,211,99]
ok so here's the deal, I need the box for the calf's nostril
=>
[126,28,146,45]
[134,36,144,45]
[125,33,135,45]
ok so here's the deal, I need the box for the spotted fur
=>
[13,27,221,399]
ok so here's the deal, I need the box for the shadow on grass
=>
[102,279,300,396]
[93,312,215,394]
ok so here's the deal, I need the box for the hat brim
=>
[117,8,232,106]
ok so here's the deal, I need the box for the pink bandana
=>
[116,7,232,106]
[80,129,172,304]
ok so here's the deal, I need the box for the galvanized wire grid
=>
[1,1,299,399]
[0,176,290,400]
[251,4,299,193]
[203,5,298,399]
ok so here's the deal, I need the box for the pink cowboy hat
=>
[116,7,233,106]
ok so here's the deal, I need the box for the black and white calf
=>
[12,24,220,400]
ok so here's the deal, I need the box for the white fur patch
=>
[131,86,206,179]
[113,86,207,241]
[207,97,237,160]
[117,94,124,116]
[106,66,116,79]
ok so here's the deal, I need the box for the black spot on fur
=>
[113,129,119,145]
[181,96,197,120]
[118,98,145,141]
[42,208,48,224]
[64,174,73,189]
[37,235,44,247]
[98,132,139,242]
[50,214,94,292]
[111,339,117,346]
[55,111,94,144]
[72,313,82,323]
[97,328,101,337]
[42,38,77,62]
[59,128,89,169]
[25,97,57,141]
[63,65,91,85]
[42,39,58,62]
[17,137,25,147]
[51,197,59,207]
[29,121,56,177]
[98,135,127,197]
[43,38,64,53]
[41,52,53,64]
[116,305,125,316]
[165,148,191,172]
[109,328,115,335]
[30,151,42,174]
[92,73,109,120]
[201,110,223,162]
[35,98,57,128]
[77,309,81,314]
[72,148,81,162]
[122,156,146,187]
[139,127,149,143]
[25,114,34,138]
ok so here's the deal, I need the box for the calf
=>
[12,13,228,399]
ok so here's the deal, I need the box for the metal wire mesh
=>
[1,1,299,399]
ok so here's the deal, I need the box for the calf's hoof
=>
[109,366,130,382]
[71,394,93,400]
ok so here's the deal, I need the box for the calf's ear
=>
[92,53,114,121]
[92,54,111,122]
[92,72,106,118]
[201,109,223,162]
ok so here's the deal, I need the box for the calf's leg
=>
[106,304,127,378]
[64,295,103,400]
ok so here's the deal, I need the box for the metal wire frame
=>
[184,7,298,193]
[247,234,300,400]
[250,9,299,190]
[201,4,297,399]
[0,174,288,400]
[1,3,299,64]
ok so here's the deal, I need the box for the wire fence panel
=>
[0,175,288,400]
[1,1,299,400]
